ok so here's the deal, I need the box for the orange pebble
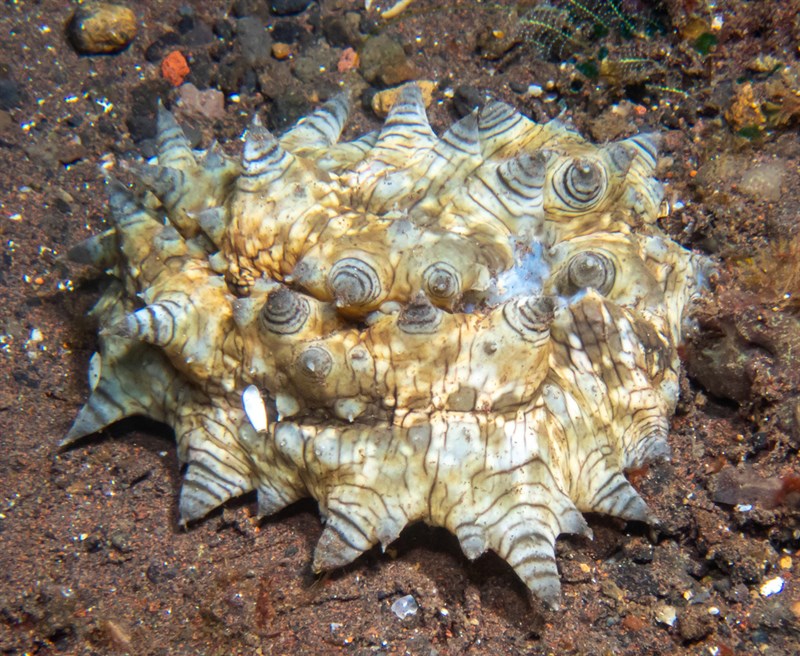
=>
[337,47,359,73]
[161,50,190,87]
[272,42,291,60]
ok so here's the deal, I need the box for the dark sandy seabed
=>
[1,0,799,654]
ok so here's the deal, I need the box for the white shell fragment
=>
[391,594,419,619]
[65,83,706,609]
[243,385,268,433]
[759,577,785,597]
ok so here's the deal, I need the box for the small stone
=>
[391,594,419,619]
[322,12,364,49]
[272,20,306,45]
[237,16,272,68]
[58,138,87,166]
[759,576,784,597]
[655,604,677,627]
[272,42,292,60]
[213,18,235,42]
[621,615,646,631]
[181,19,215,47]
[161,51,190,87]
[622,537,655,564]
[125,79,171,143]
[0,65,21,110]
[232,0,270,21]
[379,61,417,87]
[453,85,484,117]
[268,90,311,132]
[709,464,781,504]
[110,530,132,553]
[68,2,138,55]
[739,160,786,202]
[178,84,226,121]
[559,560,592,583]
[337,48,359,74]
[146,561,178,585]
[83,534,104,553]
[0,110,14,133]
[359,33,410,86]
[292,57,322,84]
[270,0,312,16]
[599,580,625,604]
[725,82,765,132]
[372,81,435,118]
[677,606,715,643]
[144,32,181,64]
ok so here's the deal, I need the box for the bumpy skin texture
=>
[66,84,704,608]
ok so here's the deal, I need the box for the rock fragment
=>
[67,2,138,55]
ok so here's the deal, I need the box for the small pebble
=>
[359,33,411,86]
[621,615,645,631]
[739,161,786,202]
[126,79,171,143]
[0,110,13,132]
[181,19,214,47]
[322,12,364,48]
[272,20,306,45]
[68,2,138,55]
[268,91,310,132]
[678,606,715,642]
[453,85,484,117]
[146,561,178,585]
[0,66,21,110]
[391,594,419,619]
[270,0,312,16]
[161,51,190,87]
[337,48,359,74]
[272,42,292,60]
[237,16,272,68]
[178,84,226,121]
[622,536,654,564]
[213,18,235,41]
[759,576,784,597]
[144,31,181,64]
[372,81,435,118]
[655,604,677,627]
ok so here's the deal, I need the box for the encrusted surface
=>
[66,83,704,608]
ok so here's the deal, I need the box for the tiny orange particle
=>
[161,50,190,87]
[689,169,698,177]
[634,104,647,116]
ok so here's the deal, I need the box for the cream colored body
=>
[66,84,705,609]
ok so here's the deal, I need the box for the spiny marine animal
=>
[65,83,705,608]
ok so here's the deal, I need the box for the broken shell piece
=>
[242,385,268,433]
